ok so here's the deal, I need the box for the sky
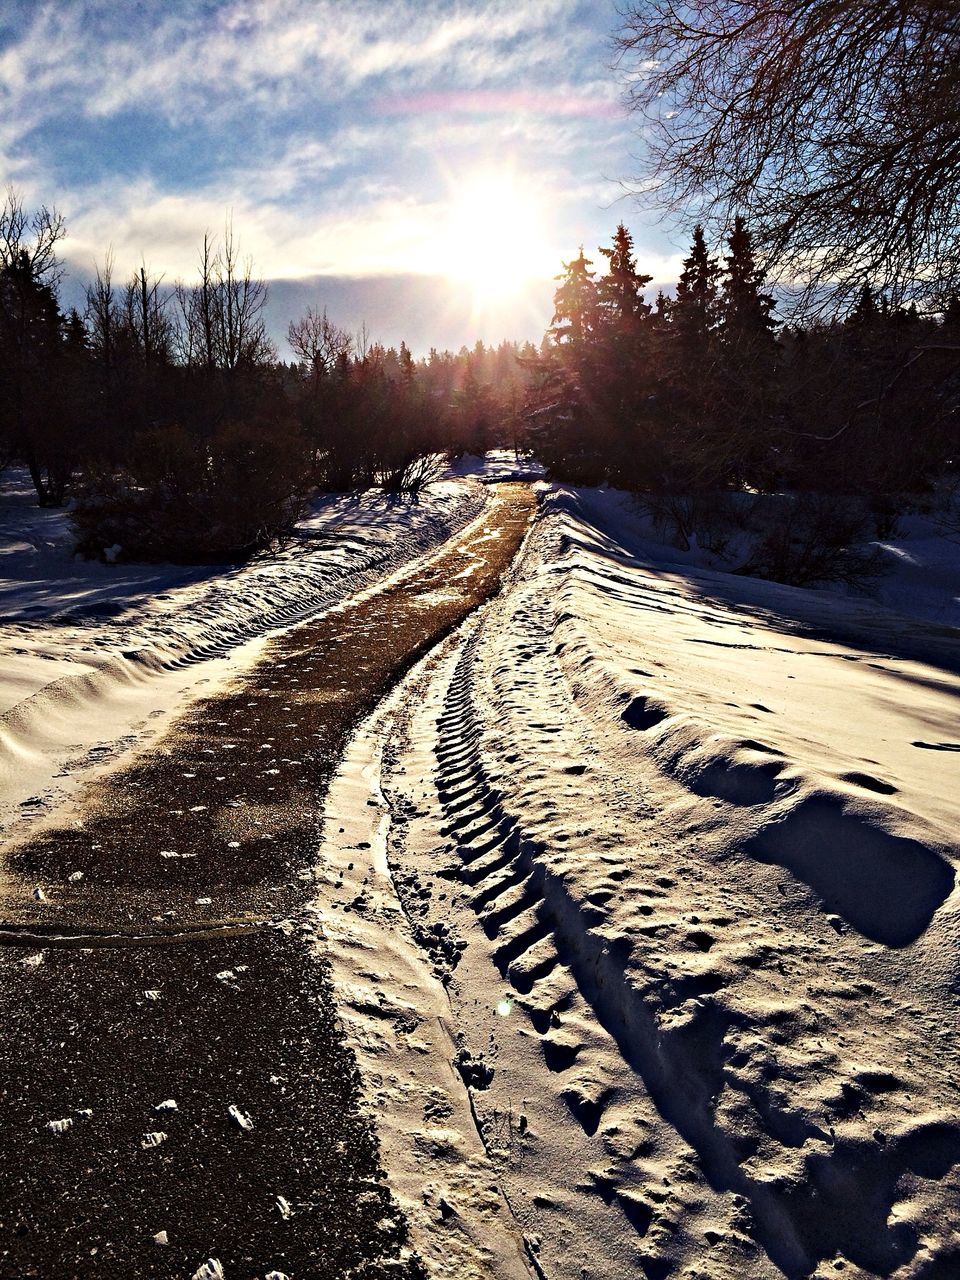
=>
[0,0,684,356]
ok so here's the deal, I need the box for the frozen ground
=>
[318,482,960,1279]
[2,462,959,1278]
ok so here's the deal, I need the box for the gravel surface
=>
[0,483,536,1280]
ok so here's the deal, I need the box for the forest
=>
[2,186,958,585]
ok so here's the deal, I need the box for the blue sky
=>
[0,0,684,354]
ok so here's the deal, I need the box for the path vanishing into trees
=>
[0,483,536,1280]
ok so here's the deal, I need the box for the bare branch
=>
[615,1,960,312]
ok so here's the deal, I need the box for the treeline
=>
[522,221,960,582]
[0,190,532,562]
[5,183,958,581]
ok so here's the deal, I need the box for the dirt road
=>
[0,484,536,1280]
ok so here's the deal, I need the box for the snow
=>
[315,480,960,1279]
[578,484,960,631]
[0,469,489,829]
[448,451,545,483]
[4,459,960,1277]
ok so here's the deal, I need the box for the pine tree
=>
[549,248,599,348]
[720,216,776,353]
[0,249,72,503]
[398,340,415,386]
[597,223,652,331]
[715,217,779,486]
[671,225,720,359]
[847,283,880,327]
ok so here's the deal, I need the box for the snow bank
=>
[0,473,488,825]
[380,481,960,1278]
[576,484,960,631]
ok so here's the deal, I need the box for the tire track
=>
[430,531,960,1279]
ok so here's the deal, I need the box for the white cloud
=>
[1,0,582,134]
[3,0,684,333]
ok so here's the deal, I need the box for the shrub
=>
[738,493,883,588]
[71,418,311,563]
[639,490,745,557]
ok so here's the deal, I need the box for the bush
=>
[378,452,446,496]
[71,419,311,563]
[738,493,883,588]
[639,490,745,556]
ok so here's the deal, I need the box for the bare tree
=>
[0,186,66,285]
[175,223,273,370]
[85,251,118,369]
[122,263,174,366]
[288,306,353,393]
[175,233,219,369]
[615,2,960,312]
[217,222,272,369]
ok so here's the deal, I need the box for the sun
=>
[437,171,552,305]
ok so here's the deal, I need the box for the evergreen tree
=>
[720,216,777,353]
[716,217,779,486]
[398,340,415,386]
[597,223,652,331]
[846,283,880,328]
[671,225,720,359]
[549,248,599,348]
[0,249,74,504]
[592,224,659,486]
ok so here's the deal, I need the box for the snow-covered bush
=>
[738,492,883,587]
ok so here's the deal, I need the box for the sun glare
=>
[438,172,551,305]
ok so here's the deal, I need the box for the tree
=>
[0,253,67,502]
[175,225,272,372]
[86,252,119,373]
[0,192,79,505]
[597,223,652,331]
[671,225,720,360]
[288,307,353,395]
[615,2,960,310]
[846,283,881,330]
[549,248,599,348]
[525,248,610,484]
[721,217,777,353]
[0,187,66,286]
[717,216,779,484]
[123,264,175,367]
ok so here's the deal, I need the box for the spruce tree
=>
[549,248,599,348]
[671,225,720,360]
[597,223,652,331]
[591,224,658,486]
[846,283,880,327]
[720,216,776,353]
[716,216,779,487]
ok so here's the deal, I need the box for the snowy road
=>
[0,485,535,1280]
